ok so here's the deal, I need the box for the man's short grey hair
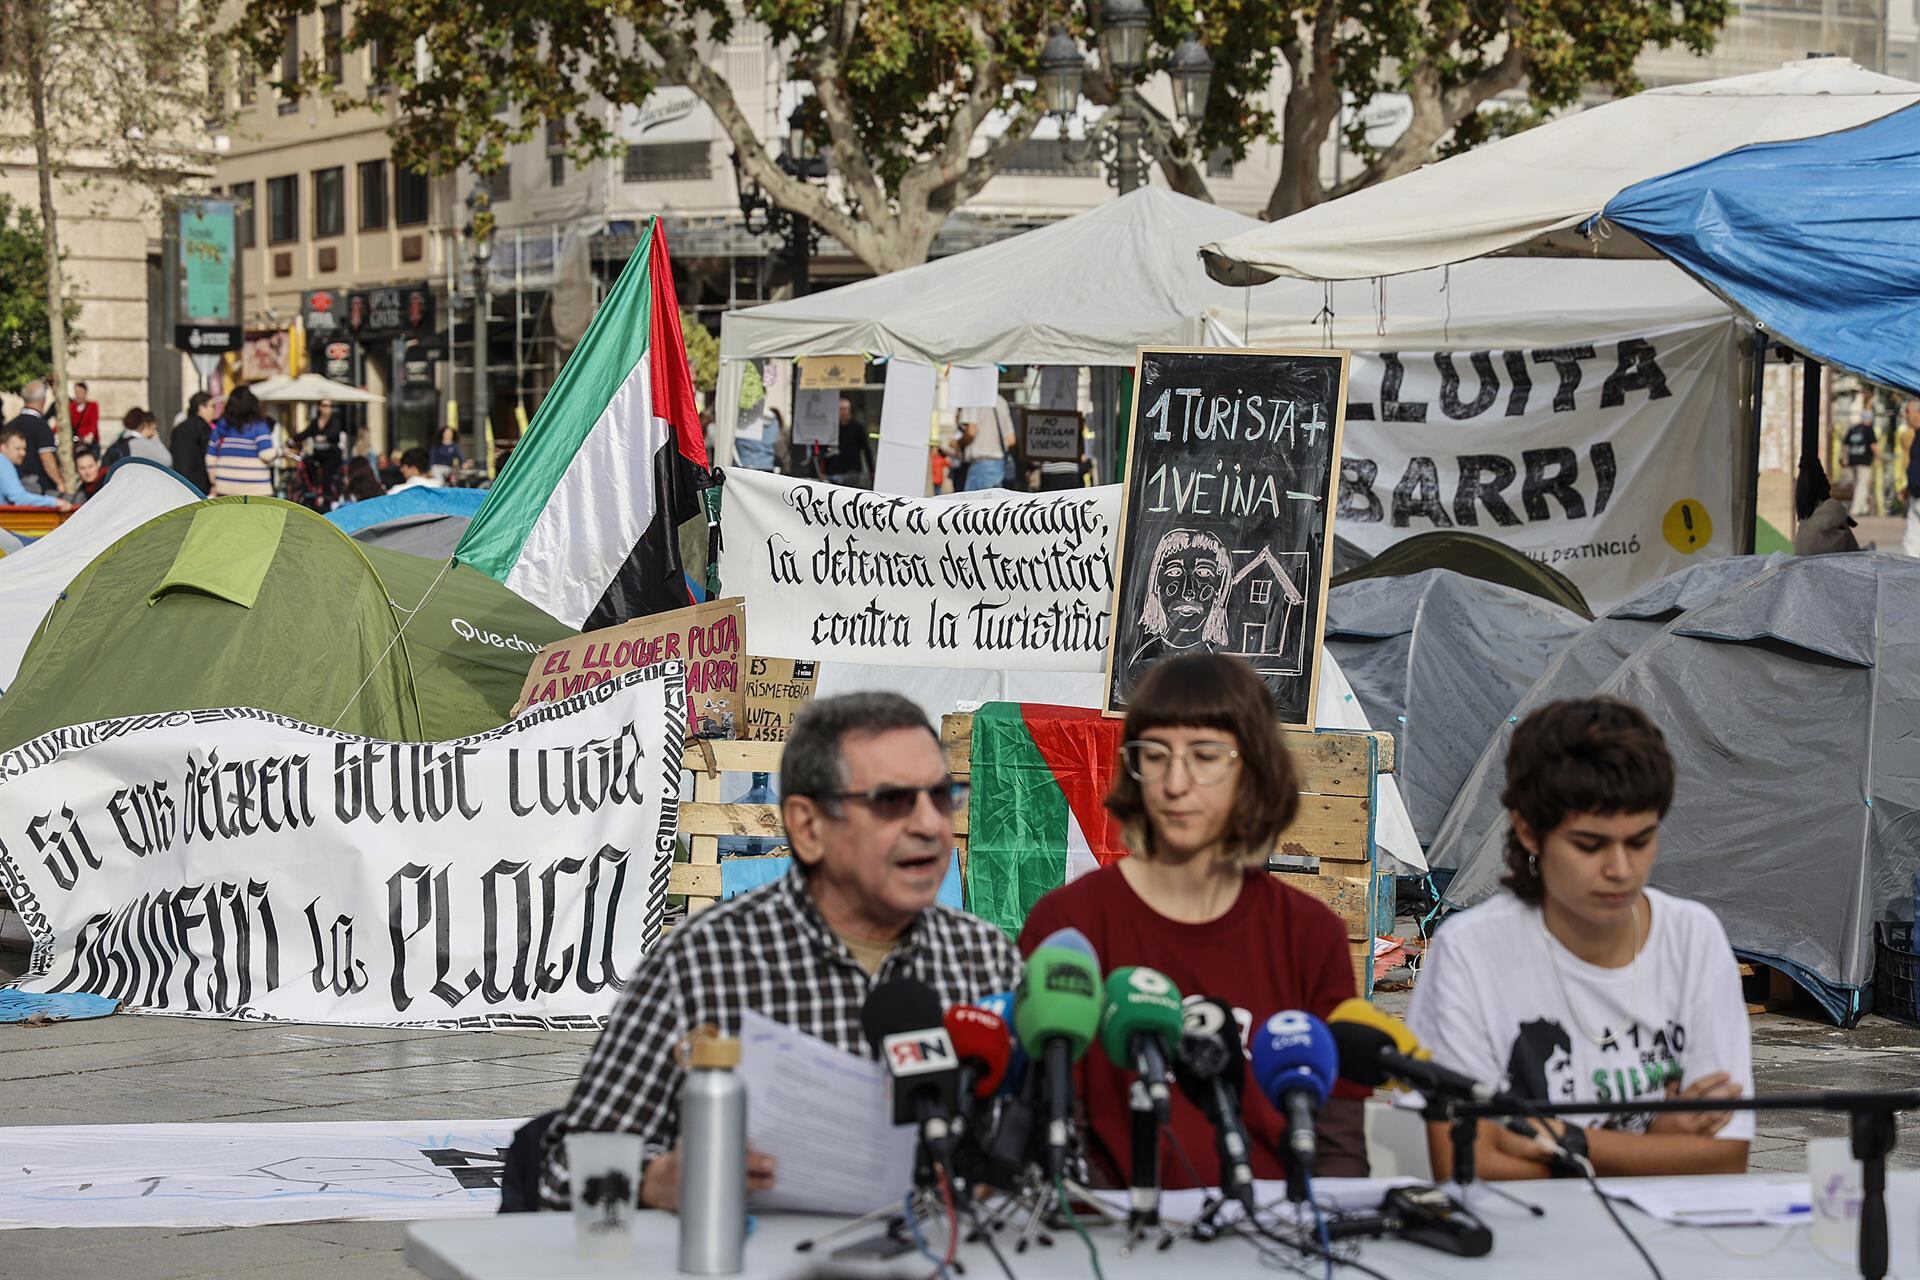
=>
[781,691,937,813]
[20,380,47,406]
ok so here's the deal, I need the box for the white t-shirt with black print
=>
[1407,887,1755,1141]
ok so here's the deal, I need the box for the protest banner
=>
[0,668,684,1027]
[1106,347,1348,721]
[519,598,743,738]
[742,657,819,741]
[1334,319,1738,608]
[719,469,1118,672]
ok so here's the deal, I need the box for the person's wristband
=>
[1548,1124,1591,1179]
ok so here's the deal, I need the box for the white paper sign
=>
[1037,365,1079,411]
[792,388,839,447]
[947,363,1000,409]
[1335,320,1740,608]
[0,669,685,1027]
[720,469,1118,671]
[875,359,937,496]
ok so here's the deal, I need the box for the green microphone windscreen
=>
[1097,966,1185,1064]
[1014,946,1103,1060]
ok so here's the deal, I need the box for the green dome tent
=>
[0,497,572,750]
[1331,529,1593,620]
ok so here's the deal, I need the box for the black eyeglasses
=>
[818,780,970,820]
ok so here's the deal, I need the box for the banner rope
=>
[330,555,458,731]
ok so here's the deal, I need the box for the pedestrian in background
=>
[170,392,216,493]
[103,409,170,468]
[954,393,1014,491]
[0,428,71,512]
[5,380,63,495]
[1843,410,1877,518]
[342,455,385,504]
[206,387,279,497]
[68,382,99,448]
[429,424,466,480]
[72,446,107,501]
[821,396,871,487]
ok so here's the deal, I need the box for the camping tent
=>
[0,460,203,695]
[1435,553,1920,1022]
[1324,570,1586,844]
[0,497,572,750]
[1331,530,1592,619]
[349,515,474,559]
[1196,59,1920,284]
[1426,552,1791,881]
[327,486,488,536]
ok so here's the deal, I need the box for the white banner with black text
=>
[0,668,684,1028]
[1334,320,1740,608]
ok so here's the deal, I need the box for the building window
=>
[395,167,430,225]
[1249,579,1272,606]
[485,165,511,203]
[267,174,298,244]
[623,141,711,182]
[357,159,387,230]
[232,180,257,248]
[550,153,565,187]
[322,5,343,81]
[368,36,391,87]
[313,165,344,237]
[546,118,567,187]
[998,138,1099,178]
[277,22,299,114]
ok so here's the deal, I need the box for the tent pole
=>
[1741,328,1764,555]
[1797,352,1828,522]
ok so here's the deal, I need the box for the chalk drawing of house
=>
[1229,548,1308,676]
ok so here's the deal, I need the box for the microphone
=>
[1326,998,1505,1104]
[973,991,1028,1095]
[944,1004,1012,1107]
[1013,929,1103,1182]
[1173,996,1257,1213]
[1250,1009,1337,1190]
[862,978,961,1169]
[1098,966,1183,1120]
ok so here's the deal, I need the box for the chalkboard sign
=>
[1104,347,1349,721]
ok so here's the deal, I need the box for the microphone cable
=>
[1508,1099,1664,1280]
[1053,1174,1108,1280]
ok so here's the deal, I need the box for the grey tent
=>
[1436,553,1920,1023]
[1428,553,1790,879]
[350,513,474,559]
[1325,569,1586,845]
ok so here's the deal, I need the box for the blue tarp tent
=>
[325,486,487,535]
[1603,103,1920,393]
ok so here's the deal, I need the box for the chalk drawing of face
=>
[1141,530,1233,650]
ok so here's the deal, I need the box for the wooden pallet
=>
[942,713,1394,995]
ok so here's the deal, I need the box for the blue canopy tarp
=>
[1602,103,1920,394]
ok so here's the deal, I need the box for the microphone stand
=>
[1461,1087,1920,1280]
[1421,1095,1545,1220]
[1126,1080,1161,1235]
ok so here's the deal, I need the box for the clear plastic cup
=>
[1807,1135,1864,1249]
[568,1131,643,1259]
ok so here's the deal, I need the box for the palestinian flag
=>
[966,703,1130,936]
[455,217,709,628]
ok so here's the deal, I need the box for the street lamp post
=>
[465,185,494,471]
[1040,2,1213,195]
[734,101,829,298]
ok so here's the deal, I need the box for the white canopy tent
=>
[1197,59,1920,285]
[249,373,384,405]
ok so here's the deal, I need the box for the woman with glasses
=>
[1017,653,1368,1190]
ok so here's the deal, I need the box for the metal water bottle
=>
[678,1033,746,1275]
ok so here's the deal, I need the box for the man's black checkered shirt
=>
[539,867,1022,1207]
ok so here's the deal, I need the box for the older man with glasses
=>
[530,691,1019,1212]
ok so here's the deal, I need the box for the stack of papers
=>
[1598,1177,1811,1227]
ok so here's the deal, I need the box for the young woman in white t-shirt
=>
[1407,697,1752,1180]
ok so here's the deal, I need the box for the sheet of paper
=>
[875,359,937,495]
[947,363,999,409]
[1037,365,1079,411]
[739,1008,916,1214]
[1596,1176,1811,1226]
[792,388,839,446]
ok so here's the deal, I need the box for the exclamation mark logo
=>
[1663,500,1712,555]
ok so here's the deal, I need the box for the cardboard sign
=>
[742,656,820,741]
[520,597,745,738]
[798,355,866,390]
[1104,347,1349,723]
[1022,409,1083,462]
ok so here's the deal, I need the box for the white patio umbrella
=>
[249,373,382,405]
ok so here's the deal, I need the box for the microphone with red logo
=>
[862,978,961,1171]
[944,1004,1012,1114]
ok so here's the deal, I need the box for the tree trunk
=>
[25,5,71,495]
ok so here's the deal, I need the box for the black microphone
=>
[862,977,961,1170]
[1173,996,1257,1213]
[1328,1015,1507,1104]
